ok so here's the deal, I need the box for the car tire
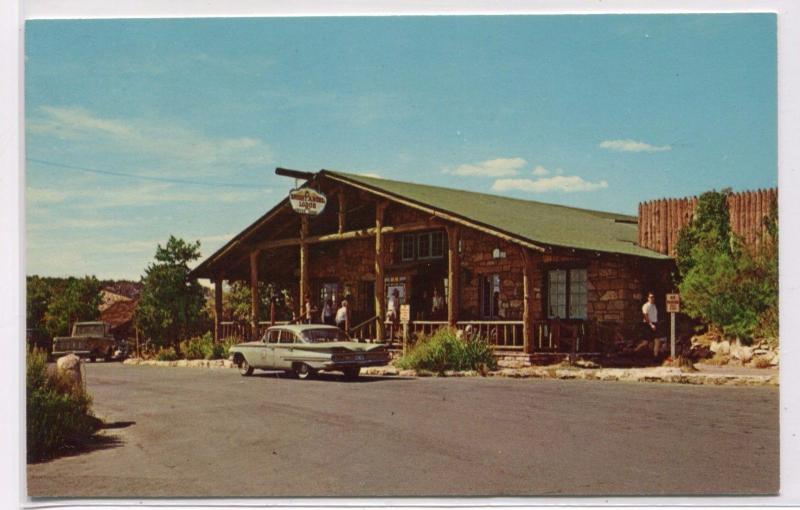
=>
[104,348,113,362]
[240,358,254,377]
[89,352,97,363]
[343,367,360,380]
[296,363,315,380]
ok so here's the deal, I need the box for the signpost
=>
[666,293,680,358]
[289,188,327,216]
[400,305,411,355]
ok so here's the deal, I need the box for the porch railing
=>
[219,321,290,342]
[458,320,525,350]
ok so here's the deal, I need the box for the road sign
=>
[666,293,680,313]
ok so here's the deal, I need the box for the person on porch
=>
[431,288,444,319]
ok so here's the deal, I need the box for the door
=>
[263,329,280,367]
[274,329,296,369]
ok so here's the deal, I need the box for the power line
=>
[26,157,264,189]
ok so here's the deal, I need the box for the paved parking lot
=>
[28,363,779,497]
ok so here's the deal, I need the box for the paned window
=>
[547,268,588,319]
[401,234,415,261]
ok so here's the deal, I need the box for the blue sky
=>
[25,14,777,280]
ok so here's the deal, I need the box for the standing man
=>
[431,288,444,319]
[642,291,660,357]
[335,300,349,333]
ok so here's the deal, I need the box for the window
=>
[266,329,280,343]
[418,233,431,259]
[547,268,587,319]
[398,231,445,261]
[401,234,415,261]
[480,273,501,318]
[279,330,295,344]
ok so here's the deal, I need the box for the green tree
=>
[220,281,287,322]
[43,276,102,337]
[677,190,778,343]
[26,275,53,331]
[135,236,206,349]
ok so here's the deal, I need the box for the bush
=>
[395,328,497,374]
[27,349,98,461]
[155,347,179,361]
[179,332,229,360]
[677,190,778,344]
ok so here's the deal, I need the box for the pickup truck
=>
[52,321,118,362]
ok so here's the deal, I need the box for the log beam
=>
[375,201,389,342]
[520,247,533,353]
[249,250,260,339]
[299,215,309,320]
[214,276,224,342]
[253,221,437,251]
[447,225,460,327]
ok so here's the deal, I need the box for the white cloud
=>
[532,165,550,176]
[27,106,274,172]
[598,139,672,153]
[27,218,133,232]
[445,157,526,177]
[492,175,609,193]
[27,186,69,204]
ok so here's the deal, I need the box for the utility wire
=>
[26,157,263,189]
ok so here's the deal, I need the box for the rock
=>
[177,359,189,367]
[56,354,82,390]
[575,359,600,369]
[731,345,753,363]
[399,369,417,377]
[771,353,779,366]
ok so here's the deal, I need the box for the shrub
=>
[395,327,497,374]
[155,347,179,361]
[179,332,229,360]
[677,190,778,344]
[27,349,99,461]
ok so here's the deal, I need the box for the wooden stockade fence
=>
[638,188,777,256]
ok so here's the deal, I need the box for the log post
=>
[446,225,460,328]
[299,215,309,320]
[521,247,533,354]
[249,250,260,340]
[214,276,223,342]
[338,188,347,234]
[374,201,388,342]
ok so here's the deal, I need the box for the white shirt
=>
[642,302,658,324]
[387,296,399,315]
[335,306,348,323]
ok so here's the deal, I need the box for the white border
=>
[4,1,798,509]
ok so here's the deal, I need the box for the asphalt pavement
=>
[27,363,779,497]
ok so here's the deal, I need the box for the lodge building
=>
[189,168,675,354]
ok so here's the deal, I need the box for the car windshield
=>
[301,328,349,343]
[74,324,105,336]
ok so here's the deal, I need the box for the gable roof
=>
[321,170,668,260]
[190,168,668,278]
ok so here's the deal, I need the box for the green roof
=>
[323,170,669,259]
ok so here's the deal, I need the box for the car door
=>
[263,329,280,368]
[275,329,296,369]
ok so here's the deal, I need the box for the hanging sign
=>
[289,188,327,216]
[666,293,680,313]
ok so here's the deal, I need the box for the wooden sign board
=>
[289,188,327,216]
[399,304,411,323]
[666,293,680,313]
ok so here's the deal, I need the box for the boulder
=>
[56,354,83,390]
[731,345,753,363]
